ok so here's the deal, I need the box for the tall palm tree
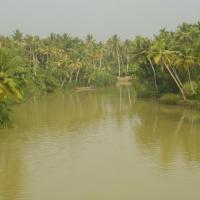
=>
[123,39,132,75]
[175,52,196,94]
[12,29,23,42]
[132,36,158,92]
[151,40,186,100]
[107,35,122,77]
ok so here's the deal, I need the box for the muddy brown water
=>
[0,87,200,200]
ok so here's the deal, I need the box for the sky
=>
[0,0,200,40]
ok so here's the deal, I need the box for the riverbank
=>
[131,78,200,110]
[160,95,200,109]
[117,76,132,86]
[136,91,200,110]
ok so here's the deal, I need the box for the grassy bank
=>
[160,93,200,109]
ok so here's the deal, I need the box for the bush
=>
[183,81,197,98]
[160,93,181,105]
[195,80,200,100]
[0,101,12,128]
[90,70,117,87]
[44,76,59,92]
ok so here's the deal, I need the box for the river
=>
[0,87,200,200]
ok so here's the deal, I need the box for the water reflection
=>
[0,87,200,200]
[133,101,200,169]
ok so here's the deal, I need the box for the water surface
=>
[0,87,200,200]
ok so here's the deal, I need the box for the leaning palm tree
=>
[175,52,196,94]
[150,40,186,100]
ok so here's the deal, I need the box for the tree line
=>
[1,22,200,127]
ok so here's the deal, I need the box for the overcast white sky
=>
[0,0,200,40]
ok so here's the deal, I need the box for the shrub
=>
[0,101,12,128]
[160,93,181,105]
[44,76,59,92]
[90,70,117,87]
[195,80,200,100]
[183,81,197,98]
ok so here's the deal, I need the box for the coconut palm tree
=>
[106,35,122,77]
[150,39,186,100]
[175,52,196,94]
[132,36,158,92]
[0,72,23,102]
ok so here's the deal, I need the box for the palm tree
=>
[132,36,158,92]
[107,35,122,77]
[175,52,196,94]
[0,48,23,101]
[151,40,186,100]
[123,39,132,75]
[85,34,97,70]
[24,35,41,77]
[12,29,23,42]
[95,42,105,70]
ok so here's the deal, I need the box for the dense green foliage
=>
[1,22,200,127]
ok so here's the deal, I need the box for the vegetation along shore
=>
[1,22,200,127]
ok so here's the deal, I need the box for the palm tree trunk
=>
[46,54,49,69]
[93,60,96,71]
[187,67,195,94]
[163,60,186,100]
[61,76,67,88]
[99,58,102,70]
[69,71,73,83]
[32,53,37,77]
[75,69,80,82]
[117,50,121,77]
[147,56,158,92]
[165,56,186,98]
[171,67,183,88]
[126,54,129,76]
[166,56,184,89]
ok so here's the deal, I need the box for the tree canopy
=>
[1,22,200,127]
